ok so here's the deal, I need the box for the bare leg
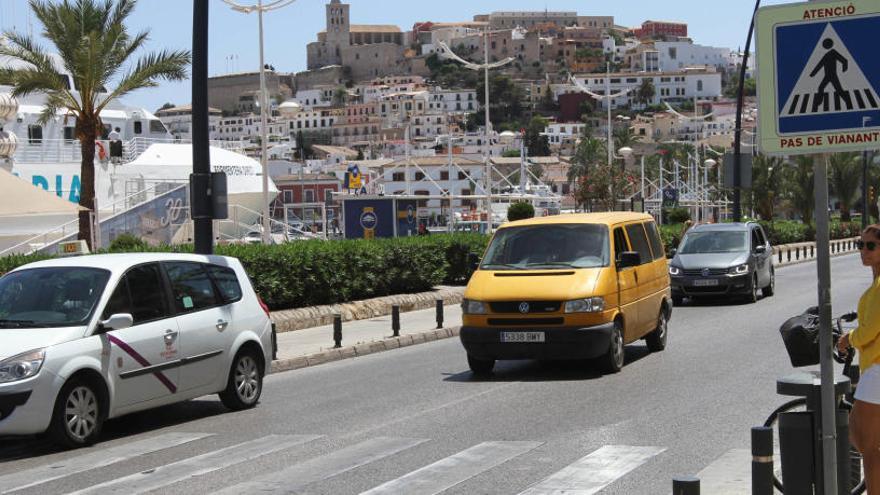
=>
[851,400,880,491]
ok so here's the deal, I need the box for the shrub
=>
[507,202,535,222]
[665,207,691,224]
[107,233,149,252]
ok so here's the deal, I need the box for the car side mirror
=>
[755,245,767,254]
[617,251,641,270]
[667,248,677,259]
[99,313,133,332]
[467,253,481,270]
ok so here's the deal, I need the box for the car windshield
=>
[679,231,748,254]
[0,267,110,328]
[481,223,609,270]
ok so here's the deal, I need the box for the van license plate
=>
[693,279,719,287]
[501,332,545,343]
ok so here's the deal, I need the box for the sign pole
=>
[813,153,837,494]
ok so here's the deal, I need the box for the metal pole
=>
[814,153,838,494]
[606,64,613,168]
[864,149,870,230]
[659,158,664,225]
[192,0,213,254]
[405,124,411,195]
[751,426,774,495]
[448,115,454,233]
[257,0,271,244]
[483,28,492,234]
[672,477,700,495]
[733,0,760,223]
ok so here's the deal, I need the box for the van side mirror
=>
[755,245,767,254]
[667,248,677,259]
[617,251,641,270]
[467,253,481,270]
[99,313,133,332]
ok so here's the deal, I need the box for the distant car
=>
[667,222,775,305]
[0,253,274,447]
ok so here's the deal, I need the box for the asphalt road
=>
[0,253,872,495]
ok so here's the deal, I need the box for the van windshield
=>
[481,224,609,270]
[679,231,748,254]
[0,267,110,328]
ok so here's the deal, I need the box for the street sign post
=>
[757,0,880,155]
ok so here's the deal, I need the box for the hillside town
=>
[155,1,756,226]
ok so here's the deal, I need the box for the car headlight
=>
[564,297,605,313]
[730,264,750,275]
[0,349,45,384]
[668,266,681,276]
[461,299,487,315]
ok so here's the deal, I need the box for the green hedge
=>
[0,234,490,311]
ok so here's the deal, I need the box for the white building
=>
[428,88,479,114]
[544,122,588,147]
[293,88,334,110]
[653,41,731,72]
[214,114,289,143]
[156,104,222,141]
[380,156,486,213]
[560,69,723,109]
[358,76,428,103]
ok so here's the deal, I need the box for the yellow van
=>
[460,212,672,375]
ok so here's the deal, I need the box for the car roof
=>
[499,212,653,230]
[689,222,755,232]
[10,253,238,275]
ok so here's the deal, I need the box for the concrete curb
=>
[270,287,465,333]
[270,326,461,374]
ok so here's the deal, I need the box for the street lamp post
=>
[222,0,297,244]
[436,36,514,233]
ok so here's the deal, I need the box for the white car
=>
[0,253,275,447]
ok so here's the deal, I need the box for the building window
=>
[283,190,293,203]
[440,171,449,180]
[392,172,405,182]
[697,80,704,91]
[27,124,43,144]
[415,172,425,181]
[304,190,315,203]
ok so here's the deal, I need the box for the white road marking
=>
[361,441,543,495]
[0,432,212,494]
[693,449,752,495]
[518,445,666,495]
[216,436,429,494]
[65,434,322,495]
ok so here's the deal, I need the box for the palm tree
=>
[829,152,861,222]
[0,0,190,247]
[636,78,655,107]
[612,125,638,151]
[750,154,783,221]
[787,155,815,225]
[568,136,605,182]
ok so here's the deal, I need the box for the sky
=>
[0,0,795,112]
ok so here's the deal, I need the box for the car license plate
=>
[693,279,719,287]
[501,332,545,343]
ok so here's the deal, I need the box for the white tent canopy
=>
[0,168,85,218]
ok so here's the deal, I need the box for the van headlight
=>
[564,297,605,313]
[462,299,487,315]
[0,349,45,383]
[730,264,750,275]
[668,266,681,276]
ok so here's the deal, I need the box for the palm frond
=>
[97,49,190,111]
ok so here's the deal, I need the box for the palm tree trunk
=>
[78,129,97,249]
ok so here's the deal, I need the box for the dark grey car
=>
[667,222,775,305]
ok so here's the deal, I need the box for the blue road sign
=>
[757,1,880,154]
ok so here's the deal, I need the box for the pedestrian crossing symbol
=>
[756,0,880,155]
[781,24,879,120]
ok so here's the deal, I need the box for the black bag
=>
[779,307,820,367]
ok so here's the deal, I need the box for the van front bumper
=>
[460,322,615,361]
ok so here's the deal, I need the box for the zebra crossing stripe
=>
[215,436,429,495]
[517,445,666,495]
[65,434,322,495]
[361,441,543,495]
[0,432,212,494]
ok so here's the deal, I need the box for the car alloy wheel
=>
[234,355,261,404]
[64,386,99,443]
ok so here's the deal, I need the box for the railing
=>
[12,137,245,164]
[774,237,860,266]
[0,217,81,257]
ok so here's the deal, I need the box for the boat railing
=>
[12,137,245,164]
[0,217,80,257]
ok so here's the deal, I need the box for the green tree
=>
[507,202,535,221]
[476,73,526,128]
[750,154,783,221]
[157,101,175,112]
[332,86,347,107]
[786,155,815,224]
[525,116,550,156]
[635,78,655,107]
[0,0,190,247]
[724,72,757,99]
[612,125,639,152]
[573,163,634,212]
[829,152,861,222]
[568,136,606,183]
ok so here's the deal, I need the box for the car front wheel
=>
[762,269,775,297]
[49,378,105,448]
[646,309,668,352]
[467,355,495,376]
[599,320,625,373]
[220,349,264,410]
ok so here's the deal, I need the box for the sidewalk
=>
[271,304,463,374]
